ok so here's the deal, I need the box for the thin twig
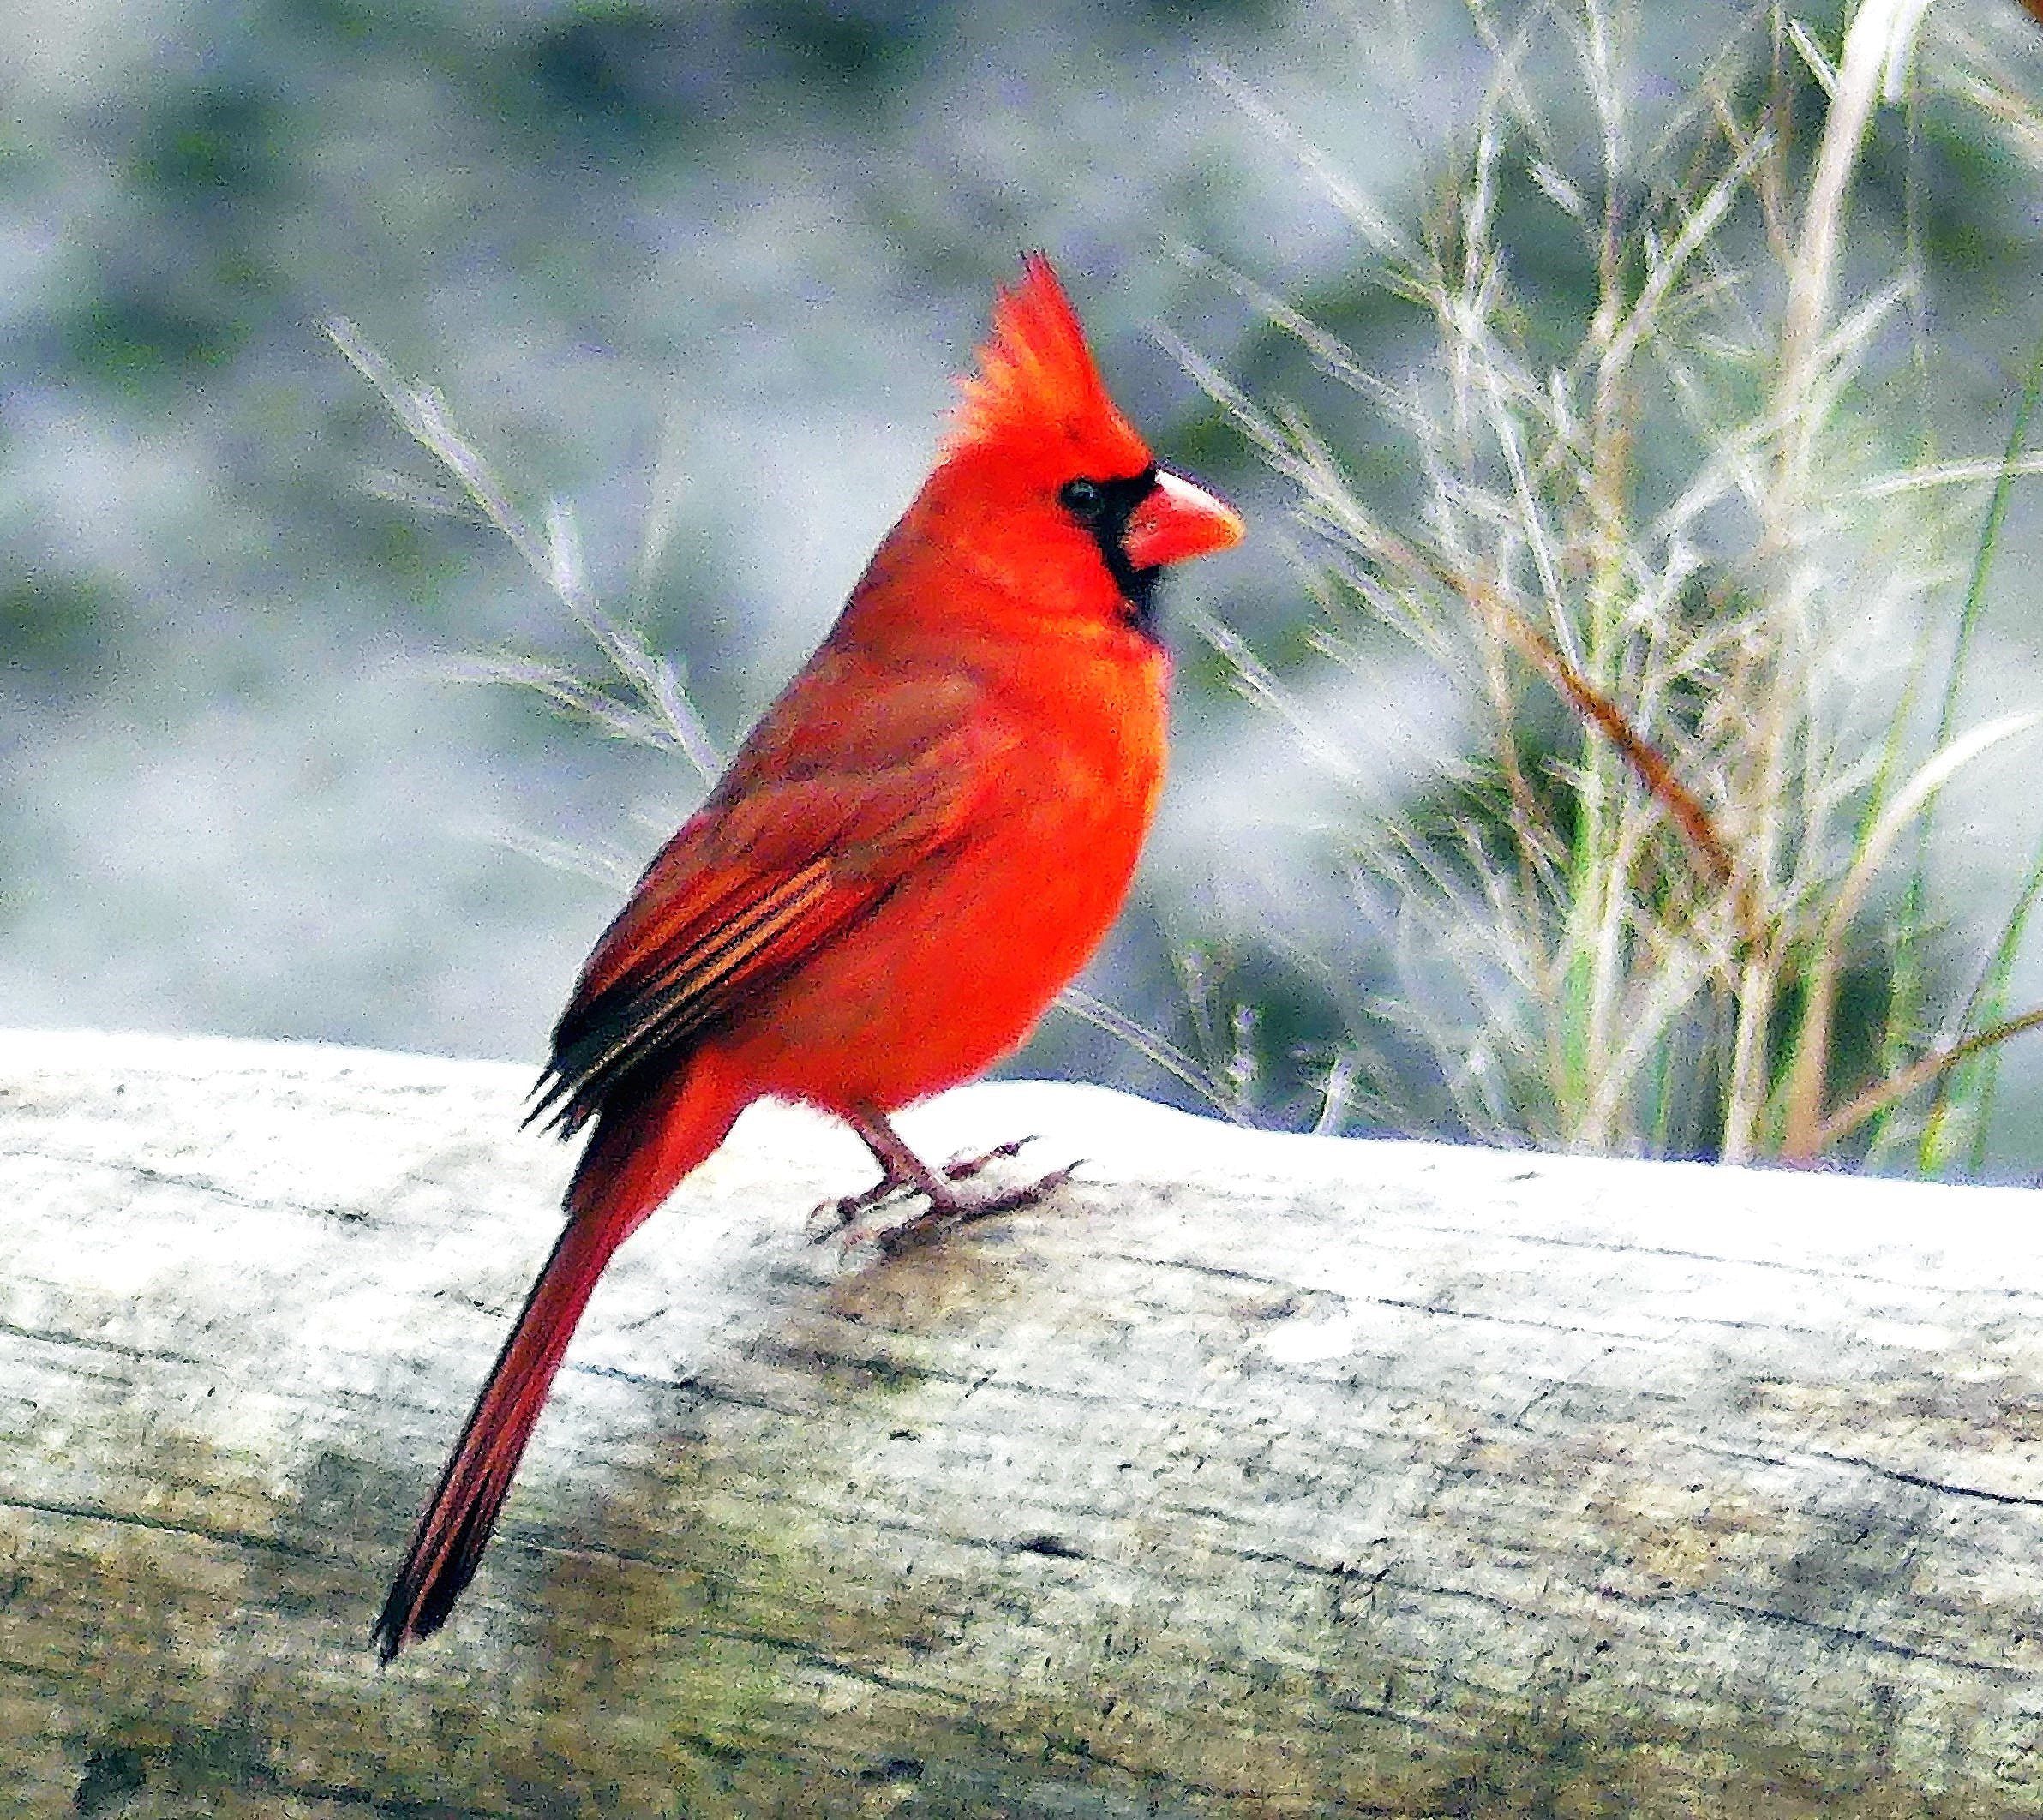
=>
[1400,534,1757,934]
[1800,1005,2043,1158]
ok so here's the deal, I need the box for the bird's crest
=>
[945,254,1149,474]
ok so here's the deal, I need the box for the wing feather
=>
[531,656,1010,1135]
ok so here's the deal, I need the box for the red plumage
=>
[374,255,1242,1660]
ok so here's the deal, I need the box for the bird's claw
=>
[939,1135,1033,1181]
[807,1136,1073,1254]
[870,1159,1076,1256]
[807,1178,910,1241]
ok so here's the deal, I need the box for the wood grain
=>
[3,1028,2040,1816]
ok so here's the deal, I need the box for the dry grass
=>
[325,316,722,784]
[1203,0,2043,1168]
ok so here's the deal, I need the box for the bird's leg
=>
[812,1106,1075,1254]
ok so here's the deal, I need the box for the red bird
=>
[374,254,1243,1659]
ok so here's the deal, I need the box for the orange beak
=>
[1121,469,1244,571]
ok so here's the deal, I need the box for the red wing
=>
[532,662,1007,1135]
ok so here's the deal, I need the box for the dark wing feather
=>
[530,853,848,1134]
[531,654,1008,1135]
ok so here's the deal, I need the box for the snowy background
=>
[6,0,2043,1159]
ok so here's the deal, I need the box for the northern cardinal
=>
[373,254,1242,1660]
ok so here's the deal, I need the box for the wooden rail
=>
[3,1028,2040,1816]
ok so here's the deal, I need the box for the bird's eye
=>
[1059,477,1105,518]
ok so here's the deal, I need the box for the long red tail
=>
[374,1067,740,1661]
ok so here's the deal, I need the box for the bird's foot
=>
[809,1137,1075,1254]
[866,1155,1079,1257]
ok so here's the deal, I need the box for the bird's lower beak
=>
[1120,470,1245,570]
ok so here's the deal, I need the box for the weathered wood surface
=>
[3,1027,2042,1817]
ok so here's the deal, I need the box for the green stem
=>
[1910,335,2043,1172]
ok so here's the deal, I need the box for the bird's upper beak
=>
[1120,470,1244,571]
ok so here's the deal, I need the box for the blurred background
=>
[6,0,2043,1164]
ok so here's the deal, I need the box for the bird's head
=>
[895,254,1242,641]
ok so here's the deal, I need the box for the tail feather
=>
[374,1064,739,1661]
